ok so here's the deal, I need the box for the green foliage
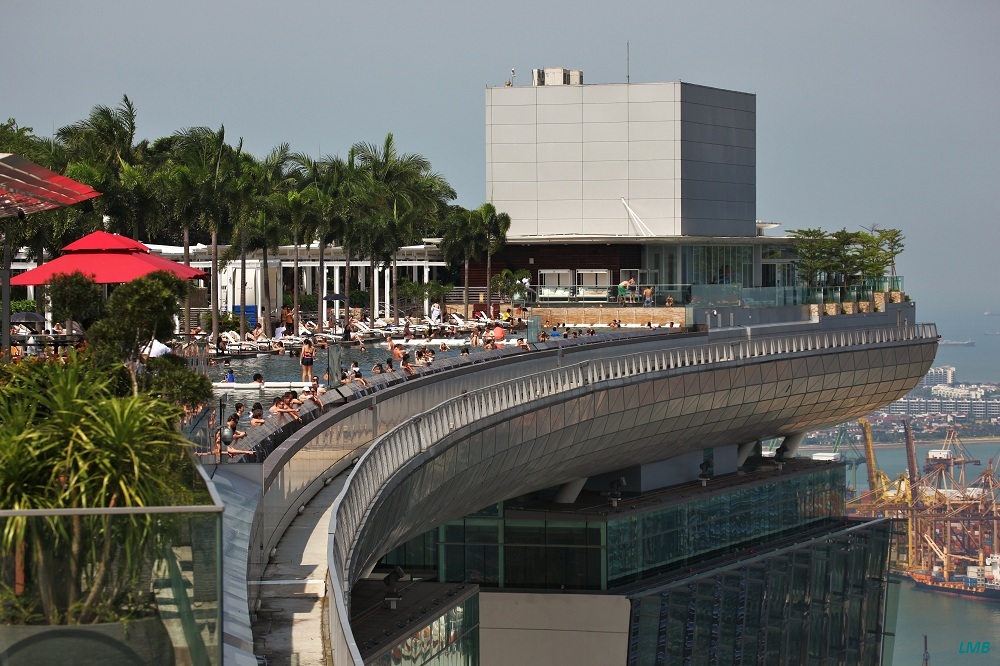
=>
[88,271,188,367]
[789,226,905,288]
[46,271,107,329]
[299,293,318,311]
[9,299,36,314]
[0,354,194,625]
[144,355,213,409]
[396,278,454,304]
[349,290,369,307]
[218,311,246,331]
[490,268,530,303]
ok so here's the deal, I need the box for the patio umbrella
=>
[10,232,207,286]
[10,312,45,323]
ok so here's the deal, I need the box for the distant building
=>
[918,365,956,387]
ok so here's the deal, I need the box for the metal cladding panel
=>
[354,335,937,575]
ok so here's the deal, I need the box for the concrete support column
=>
[554,478,588,504]
[373,267,380,320]
[423,263,431,318]
[737,440,758,468]
[778,432,806,459]
[384,267,390,321]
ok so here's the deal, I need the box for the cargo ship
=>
[938,339,975,347]
[909,556,1000,601]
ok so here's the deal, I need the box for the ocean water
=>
[920,302,1000,383]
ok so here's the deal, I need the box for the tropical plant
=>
[46,271,106,330]
[489,268,530,304]
[439,205,488,316]
[475,203,511,317]
[0,354,194,625]
[87,271,189,393]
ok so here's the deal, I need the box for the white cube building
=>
[486,79,756,240]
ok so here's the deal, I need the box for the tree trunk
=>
[392,253,399,326]
[183,226,191,332]
[239,226,247,341]
[343,251,352,341]
[463,258,470,318]
[211,228,219,342]
[293,233,300,336]
[486,248,492,320]
[369,257,376,328]
[262,244,272,337]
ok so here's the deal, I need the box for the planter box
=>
[0,616,174,666]
[873,292,888,312]
[842,302,857,315]
[858,301,872,313]
[824,303,840,316]
[890,290,903,303]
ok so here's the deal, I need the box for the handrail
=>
[330,322,938,614]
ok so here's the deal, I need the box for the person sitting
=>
[400,353,416,376]
[249,404,266,426]
[216,413,254,459]
[665,294,675,307]
[269,396,301,422]
[311,377,327,395]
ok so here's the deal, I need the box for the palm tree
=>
[476,203,511,320]
[171,125,240,341]
[439,205,488,317]
[353,133,454,323]
[57,95,151,240]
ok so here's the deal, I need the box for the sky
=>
[7,0,1000,362]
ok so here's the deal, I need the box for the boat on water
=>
[909,556,1000,601]
[939,339,975,347]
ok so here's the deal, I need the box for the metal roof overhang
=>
[0,153,101,218]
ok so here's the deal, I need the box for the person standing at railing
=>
[643,286,654,307]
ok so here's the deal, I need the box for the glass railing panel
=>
[0,507,222,666]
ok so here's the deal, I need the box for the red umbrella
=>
[62,230,149,253]
[10,231,206,286]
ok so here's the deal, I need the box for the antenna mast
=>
[626,41,630,83]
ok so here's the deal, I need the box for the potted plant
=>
[0,354,196,663]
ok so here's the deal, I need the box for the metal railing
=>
[330,322,939,617]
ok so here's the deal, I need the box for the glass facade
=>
[385,467,846,593]
[367,595,479,666]
[626,519,897,666]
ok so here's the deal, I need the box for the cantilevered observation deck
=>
[215,304,937,665]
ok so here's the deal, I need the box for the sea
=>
[920,303,1000,383]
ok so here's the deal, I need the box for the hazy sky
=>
[7,1,999,326]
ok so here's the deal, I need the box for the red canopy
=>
[10,231,206,286]
[0,153,101,218]
[62,230,149,253]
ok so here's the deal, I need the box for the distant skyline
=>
[8,1,999,329]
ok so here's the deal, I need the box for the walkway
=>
[252,477,345,666]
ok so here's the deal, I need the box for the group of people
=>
[616,278,677,307]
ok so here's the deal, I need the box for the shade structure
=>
[10,231,207,286]
[62,230,149,253]
[0,153,101,218]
